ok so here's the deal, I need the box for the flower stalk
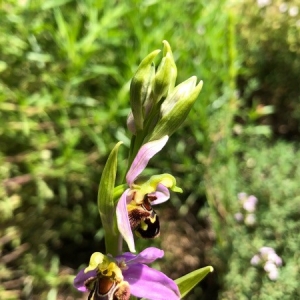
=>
[74,41,213,300]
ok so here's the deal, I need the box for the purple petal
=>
[150,183,170,205]
[74,269,97,292]
[116,247,164,265]
[116,189,136,252]
[126,136,169,186]
[123,264,180,300]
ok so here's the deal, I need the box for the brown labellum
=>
[87,277,130,300]
[128,194,160,239]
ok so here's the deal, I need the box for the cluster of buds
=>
[251,247,282,280]
[73,42,213,300]
[127,40,203,148]
[234,192,258,226]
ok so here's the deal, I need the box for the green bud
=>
[130,49,160,131]
[153,40,177,101]
[148,77,203,141]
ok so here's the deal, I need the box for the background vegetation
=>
[1,0,299,299]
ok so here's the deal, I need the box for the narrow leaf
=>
[175,266,213,299]
[98,142,123,239]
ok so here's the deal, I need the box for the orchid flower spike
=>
[74,247,180,300]
[116,135,182,252]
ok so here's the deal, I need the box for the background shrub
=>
[1,0,300,299]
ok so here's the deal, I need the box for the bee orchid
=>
[74,247,180,300]
[116,135,182,252]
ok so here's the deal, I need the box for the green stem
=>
[125,130,145,174]
[105,232,120,257]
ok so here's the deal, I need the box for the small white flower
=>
[256,0,271,8]
[250,254,261,266]
[289,6,299,17]
[260,246,275,255]
[234,212,244,222]
[243,195,258,212]
[268,252,283,266]
[279,3,288,13]
[245,213,256,226]
[252,247,282,280]
[268,267,279,281]
[264,261,277,273]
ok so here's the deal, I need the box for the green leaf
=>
[175,266,214,299]
[98,141,123,255]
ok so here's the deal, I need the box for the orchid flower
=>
[74,247,180,300]
[116,135,182,252]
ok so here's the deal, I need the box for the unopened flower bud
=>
[153,40,177,101]
[130,50,160,131]
[149,77,203,141]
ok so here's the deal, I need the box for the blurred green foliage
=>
[0,0,300,299]
[238,0,300,138]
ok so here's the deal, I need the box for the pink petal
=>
[150,183,170,205]
[116,247,164,265]
[116,189,136,252]
[73,269,97,292]
[123,264,180,300]
[126,136,169,186]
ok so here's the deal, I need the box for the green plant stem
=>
[105,232,120,257]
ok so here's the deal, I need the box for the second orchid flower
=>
[116,135,182,252]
